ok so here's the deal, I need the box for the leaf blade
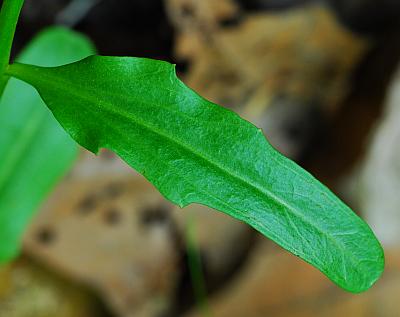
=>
[7,56,384,292]
[0,27,95,262]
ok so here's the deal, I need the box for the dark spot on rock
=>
[77,194,97,215]
[104,208,121,225]
[181,3,195,18]
[140,205,169,226]
[218,13,243,28]
[36,227,56,245]
[101,183,124,199]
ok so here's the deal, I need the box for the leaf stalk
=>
[0,0,24,97]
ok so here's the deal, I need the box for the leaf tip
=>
[341,242,385,294]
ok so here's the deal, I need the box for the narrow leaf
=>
[7,56,384,292]
[0,27,95,262]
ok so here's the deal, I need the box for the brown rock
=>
[0,258,106,317]
[166,0,369,157]
[187,241,400,317]
[24,151,180,317]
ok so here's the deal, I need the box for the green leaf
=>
[0,27,95,263]
[7,56,384,292]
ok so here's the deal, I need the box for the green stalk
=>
[185,215,212,317]
[0,0,24,97]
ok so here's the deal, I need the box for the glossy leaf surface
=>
[0,27,95,262]
[7,56,384,292]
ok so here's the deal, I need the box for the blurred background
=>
[2,0,400,316]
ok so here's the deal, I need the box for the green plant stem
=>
[0,0,24,97]
[185,214,212,317]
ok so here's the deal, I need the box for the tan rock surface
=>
[187,241,400,317]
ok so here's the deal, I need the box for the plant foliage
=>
[0,27,95,262]
[6,55,384,292]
